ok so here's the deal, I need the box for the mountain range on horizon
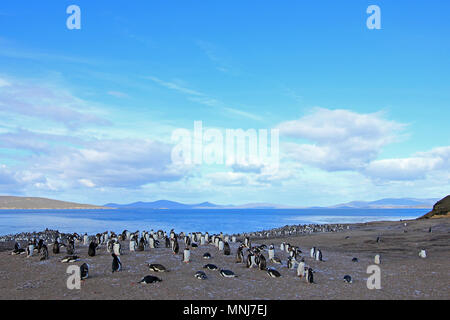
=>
[104,197,440,210]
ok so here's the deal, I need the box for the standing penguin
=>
[223,242,231,256]
[138,237,145,251]
[183,248,191,263]
[52,239,60,254]
[83,233,89,245]
[374,254,381,265]
[113,241,121,256]
[315,249,323,261]
[129,236,137,252]
[297,259,306,278]
[165,236,171,248]
[268,244,275,260]
[306,267,314,284]
[218,240,224,251]
[88,241,98,257]
[27,241,34,257]
[111,253,122,273]
[80,263,89,280]
[258,254,267,270]
[287,257,296,269]
[172,237,179,254]
[310,247,316,258]
[40,244,49,261]
[236,246,244,263]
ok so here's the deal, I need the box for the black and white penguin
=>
[27,241,34,257]
[111,253,122,273]
[37,239,44,253]
[139,275,162,284]
[40,244,49,261]
[165,236,171,248]
[297,259,306,278]
[267,268,281,278]
[80,263,89,280]
[306,267,314,284]
[61,255,79,263]
[271,256,282,264]
[220,269,237,278]
[310,247,316,258]
[352,257,358,262]
[11,242,26,255]
[235,246,244,263]
[88,241,98,257]
[315,249,322,261]
[246,252,256,268]
[113,241,121,256]
[138,237,145,251]
[268,244,275,260]
[343,275,352,283]
[172,238,179,254]
[223,242,231,256]
[203,252,212,259]
[182,248,190,263]
[203,264,218,271]
[148,264,168,272]
[287,256,296,269]
[66,239,75,255]
[258,254,267,270]
[52,240,60,254]
[194,271,207,280]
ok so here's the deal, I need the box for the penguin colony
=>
[6,223,390,289]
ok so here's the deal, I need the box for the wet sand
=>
[0,218,449,300]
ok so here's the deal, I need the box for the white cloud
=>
[278,108,405,171]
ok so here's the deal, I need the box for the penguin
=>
[138,237,145,251]
[11,242,26,255]
[267,268,281,278]
[246,253,256,268]
[218,240,224,251]
[352,257,358,263]
[315,249,322,261]
[111,253,122,273]
[165,236,170,248]
[280,242,285,251]
[129,237,137,252]
[258,254,267,270]
[220,269,237,278]
[83,233,89,246]
[223,242,231,256]
[80,263,89,280]
[271,256,282,264]
[113,241,121,256]
[287,256,296,269]
[148,264,168,272]
[172,238,179,254]
[310,247,316,258]
[306,267,314,284]
[235,246,244,263]
[203,252,212,259]
[52,240,60,254]
[139,275,162,284]
[203,264,218,271]
[182,248,191,263]
[149,236,156,249]
[27,241,34,257]
[343,275,352,283]
[374,254,381,265]
[244,237,250,248]
[61,255,79,263]
[194,271,207,280]
[88,241,98,257]
[268,244,275,260]
[419,249,427,258]
[40,244,49,261]
[66,240,75,255]
[297,259,306,278]
[37,239,44,253]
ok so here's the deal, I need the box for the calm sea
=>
[0,208,428,236]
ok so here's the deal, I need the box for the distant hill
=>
[0,196,106,210]
[104,200,221,209]
[419,195,450,219]
[330,198,439,209]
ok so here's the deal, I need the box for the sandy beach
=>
[0,218,448,300]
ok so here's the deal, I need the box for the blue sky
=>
[0,0,449,206]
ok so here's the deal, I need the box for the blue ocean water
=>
[0,208,428,236]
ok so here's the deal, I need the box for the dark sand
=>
[0,218,449,300]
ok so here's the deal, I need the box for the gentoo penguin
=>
[258,254,267,270]
[306,268,314,284]
[61,255,79,263]
[343,275,352,283]
[194,271,207,280]
[139,275,162,284]
[148,264,168,272]
[203,252,212,259]
[129,237,137,252]
[246,253,257,268]
[138,237,145,251]
[88,241,98,257]
[374,254,381,265]
[182,248,191,263]
[352,257,358,263]
[280,242,285,251]
[244,237,250,248]
[297,259,306,278]
[235,246,244,263]
[220,269,237,278]
[40,244,49,261]
[268,244,275,260]
[287,257,296,269]
[310,247,316,258]
[271,256,282,264]
[37,239,44,253]
[203,264,218,271]
[419,250,427,258]
[148,236,156,249]
[52,240,60,254]
[80,263,89,280]
[218,240,224,251]
[66,240,75,255]
[113,241,121,256]
[83,233,89,245]
[27,241,34,257]
[11,243,26,255]
[267,268,281,278]
[172,238,179,254]
[111,253,122,273]
[223,242,231,256]
[315,249,322,261]
[165,236,170,248]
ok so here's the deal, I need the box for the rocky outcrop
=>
[419,195,450,219]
